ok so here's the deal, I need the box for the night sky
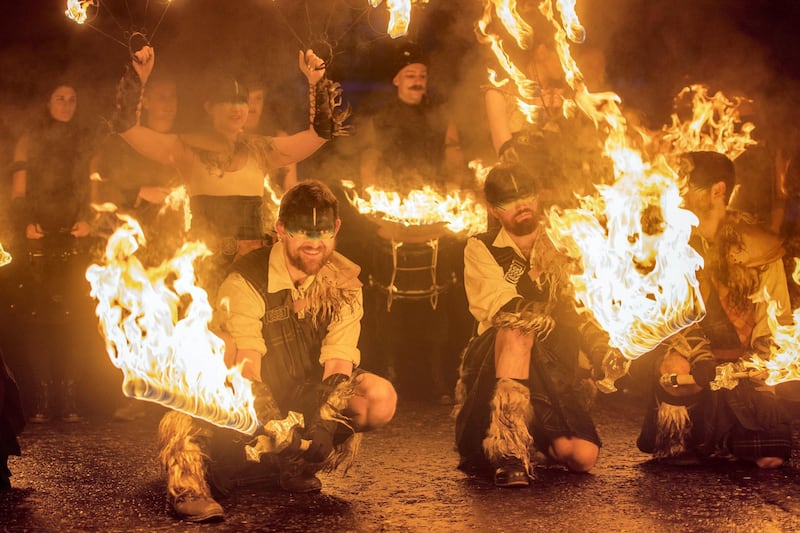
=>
[1,1,799,150]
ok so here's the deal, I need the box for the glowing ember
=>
[0,243,11,268]
[160,185,192,233]
[370,0,428,38]
[342,180,487,236]
[741,259,800,386]
[85,215,259,435]
[65,0,96,24]
[660,84,757,161]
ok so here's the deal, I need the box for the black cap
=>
[204,73,248,104]
[679,151,735,191]
[278,180,339,232]
[392,42,428,77]
[484,164,538,207]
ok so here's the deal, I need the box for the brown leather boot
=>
[61,380,83,422]
[278,457,322,493]
[30,381,51,423]
[171,491,224,522]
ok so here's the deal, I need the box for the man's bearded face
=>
[493,195,541,236]
[284,235,336,275]
[278,217,340,276]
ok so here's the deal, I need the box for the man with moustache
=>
[634,151,793,467]
[454,162,614,488]
[358,42,470,404]
[359,41,466,190]
[156,181,397,522]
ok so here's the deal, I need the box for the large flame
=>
[660,84,757,160]
[342,180,487,236]
[476,0,706,358]
[547,167,705,358]
[85,215,259,435]
[743,260,800,386]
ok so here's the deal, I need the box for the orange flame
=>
[743,259,800,385]
[85,215,259,435]
[660,84,757,161]
[342,180,487,236]
[546,168,706,359]
[370,0,428,38]
[65,0,96,24]
[476,1,547,124]
[0,243,11,268]
[160,185,192,233]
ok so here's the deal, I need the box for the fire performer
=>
[157,181,397,521]
[635,151,793,467]
[357,41,471,401]
[359,41,467,190]
[454,162,617,488]
[113,45,348,291]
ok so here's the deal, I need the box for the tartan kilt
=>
[455,322,600,471]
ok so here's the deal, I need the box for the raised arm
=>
[269,49,351,169]
[116,46,190,169]
[485,88,512,156]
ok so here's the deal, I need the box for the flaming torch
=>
[85,215,260,435]
[660,84,757,161]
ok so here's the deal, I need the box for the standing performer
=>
[157,181,397,522]
[10,81,94,423]
[114,45,348,291]
[635,151,792,467]
[454,162,616,488]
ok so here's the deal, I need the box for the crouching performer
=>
[454,162,615,488]
[157,181,397,521]
[635,151,792,467]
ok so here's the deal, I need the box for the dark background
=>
[1,0,800,146]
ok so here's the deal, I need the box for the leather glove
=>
[301,373,351,463]
[302,418,338,463]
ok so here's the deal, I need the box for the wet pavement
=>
[3,391,800,532]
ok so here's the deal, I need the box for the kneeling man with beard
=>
[454,162,615,488]
[158,180,397,522]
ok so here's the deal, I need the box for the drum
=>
[368,218,454,311]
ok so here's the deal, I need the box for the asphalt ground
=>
[3,389,800,533]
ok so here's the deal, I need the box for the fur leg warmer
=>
[158,411,213,499]
[482,378,535,474]
[653,402,692,459]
